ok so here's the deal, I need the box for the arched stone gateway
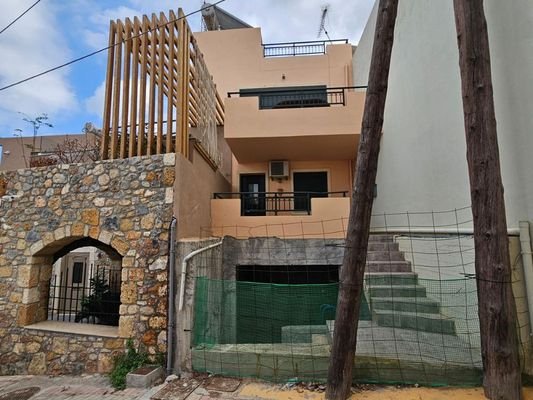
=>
[0,154,175,375]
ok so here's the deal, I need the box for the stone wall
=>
[0,154,175,375]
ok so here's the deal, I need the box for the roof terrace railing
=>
[262,39,349,57]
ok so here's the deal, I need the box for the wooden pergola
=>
[100,9,224,167]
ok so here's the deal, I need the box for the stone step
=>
[366,250,405,261]
[366,284,426,298]
[367,242,399,252]
[365,261,412,273]
[311,334,330,345]
[364,272,418,286]
[370,296,441,314]
[372,309,456,335]
[368,234,394,242]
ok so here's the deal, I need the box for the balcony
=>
[262,39,349,58]
[224,86,366,162]
[211,192,350,239]
[214,191,348,216]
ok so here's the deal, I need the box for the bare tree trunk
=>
[453,1,522,399]
[325,0,399,398]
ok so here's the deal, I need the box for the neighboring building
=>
[353,0,533,230]
[0,131,100,171]
[195,27,365,238]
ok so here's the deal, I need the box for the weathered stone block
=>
[98,352,114,373]
[22,287,40,304]
[17,265,39,288]
[148,316,166,330]
[0,266,12,278]
[111,237,129,255]
[81,209,99,226]
[52,337,69,354]
[121,282,137,304]
[71,222,85,237]
[28,353,46,374]
[119,316,135,338]
[17,303,39,326]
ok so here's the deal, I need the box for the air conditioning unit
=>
[269,160,289,179]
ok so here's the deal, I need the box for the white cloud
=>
[0,0,77,135]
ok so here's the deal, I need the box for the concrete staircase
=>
[364,234,456,335]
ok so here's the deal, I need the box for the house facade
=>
[194,27,365,238]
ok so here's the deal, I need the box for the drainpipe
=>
[166,217,177,376]
[178,240,223,311]
[519,221,533,333]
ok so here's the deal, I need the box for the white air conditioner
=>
[269,160,289,179]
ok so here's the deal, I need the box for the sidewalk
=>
[1,374,533,400]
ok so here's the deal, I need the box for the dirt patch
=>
[150,377,201,400]
[204,376,242,392]
[0,387,40,400]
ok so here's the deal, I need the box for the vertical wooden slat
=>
[120,18,132,159]
[175,9,185,156]
[147,13,158,156]
[101,21,116,160]
[183,22,191,158]
[156,12,167,154]
[167,11,177,153]
[137,15,149,156]
[129,17,140,158]
[110,20,123,159]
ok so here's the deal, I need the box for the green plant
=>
[109,339,149,390]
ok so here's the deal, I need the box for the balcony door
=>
[293,171,328,212]
[240,174,266,216]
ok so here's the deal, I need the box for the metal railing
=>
[214,191,348,216]
[227,86,367,109]
[262,39,349,57]
[48,264,121,326]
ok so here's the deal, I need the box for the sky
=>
[0,0,375,138]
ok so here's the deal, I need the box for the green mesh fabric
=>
[190,277,511,386]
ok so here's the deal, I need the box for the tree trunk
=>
[453,1,522,399]
[325,0,399,398]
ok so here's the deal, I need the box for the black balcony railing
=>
[214,191,348,216]
[227,86,367,110]
[262,39,349,57]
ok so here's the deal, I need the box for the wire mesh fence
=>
[185,207,531,386]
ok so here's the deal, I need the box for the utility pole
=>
[325,0,399,398]
[453,1,522,399]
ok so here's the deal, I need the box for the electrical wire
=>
[0,0,227,92]
[0,0,42,36]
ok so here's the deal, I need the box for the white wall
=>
[354,0,533,228]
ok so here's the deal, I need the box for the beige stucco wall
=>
[173,148,231,239]
[231,160,352,194]
[224,91,364,162]
[194,28,353,98]
[210,197,350,239]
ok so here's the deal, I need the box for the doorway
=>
[240,173,266,216]
[293,171,328,212]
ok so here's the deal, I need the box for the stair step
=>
[367,284,426,298]
[373,309,456,335]
[367,242,399,252]
[364,272,418,286]
[366,250,405,261]
[368,234,394,242]
[370,296,440,314]
[365,261,412,273]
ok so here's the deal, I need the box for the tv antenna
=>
[317,4,332,41]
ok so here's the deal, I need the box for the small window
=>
[72,261,84,284]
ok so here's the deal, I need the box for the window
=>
[240,86,328,109]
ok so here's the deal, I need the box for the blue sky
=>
[0,0,374,138]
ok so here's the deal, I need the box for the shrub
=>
[109,339,149,390]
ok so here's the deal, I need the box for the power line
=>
[0,0,227,92]
[0,0,43,36]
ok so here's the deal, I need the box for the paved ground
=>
[1,374,533,400]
